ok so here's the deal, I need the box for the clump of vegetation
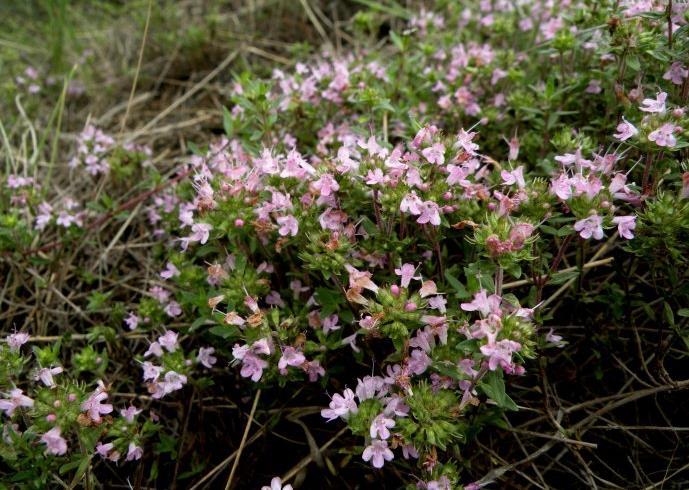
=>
[2,1,689,488]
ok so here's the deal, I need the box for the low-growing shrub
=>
[2,0,689,488]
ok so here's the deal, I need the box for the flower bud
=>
[391,284,400,297]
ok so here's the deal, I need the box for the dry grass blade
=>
[124,49,239,143]
[224,389,262,490]
[281,426,348,484]
[119,0,153,135]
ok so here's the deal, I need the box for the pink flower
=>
[574,214,604,240]
[6,332,29,351]
[648,123,678,147]
[419,280,438,298]
[124,312,140,330]
[545,329,565,347]
[261,477,293,490]
[341,333,360,353]
[120,405,142,423]
[612,215,636,239]
[421,142,446,165]
[346,264,379,293]
[500,166,525,188]
[613,118,638,141]
[428,295,447,313]
[160,262,180,279]
[400,192,423,215]
[356,376,385,401]
[461,290,501,317]
[191,222,212,243]
[305,360,325,381]
[164,301,182,317]
[144,342,163,358]
[35,366,63,387]
[394,263,420,288]
[358,135,388,158]
[278,347,306,371]
[277,215,299,236]
[81,387,113,423]
[370,413,396,439]
[585,79,602,94]
[550,174,572,200]
[0,389,34,416]
[663,62,688,85]
[151,371,187,398]
[505,136,520,161]
[142,362,163,382]
[312,173,339,196]
[197,347,217,368]
[402,444,419,459]
[158,331,179,352]
[491,68,507,85]
[149,285,170,303]
[555,149,592,169]
[362,439,394,468]
[408,349,432,375]
[480,339,522,371]
[322,314,340,334]
[321,388,358,421]
[41,427,67,455]
[126,442,143,461]
[96,441,114,458]
[455,129,479,155]
[509,223,535,249]
[639,92,667,113]
[417,200,441,226]
[239,352,268,382]
[366,168,386,185]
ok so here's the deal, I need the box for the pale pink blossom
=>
[6,332,29,351]
[278,347,305,371]
[663,62,688,85]
[370,413,396,439]
[613,118,638,141]
[612,215,636,239]
[574,214,604,240]
[197,347,217,368]
[321,388,358,421]
[126,442,143,461]
[639,92,667,113]
[277,215,299,236]
[81,386,113,423]
[394,263,420,288]
[261,477,293,490]
[362,439,394,468]
[0,389,34,416]
[648,123,678,147]
[41,427,67,455]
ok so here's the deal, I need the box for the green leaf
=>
[222,106,234,136]
[444,270,470,299]
[208,325,239,339]
[389,30,405,51]
[550,269,579,285]
[480,370,518,411]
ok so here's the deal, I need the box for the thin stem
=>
[225,389,262,490]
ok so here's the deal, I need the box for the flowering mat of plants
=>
[2,0,689,488]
